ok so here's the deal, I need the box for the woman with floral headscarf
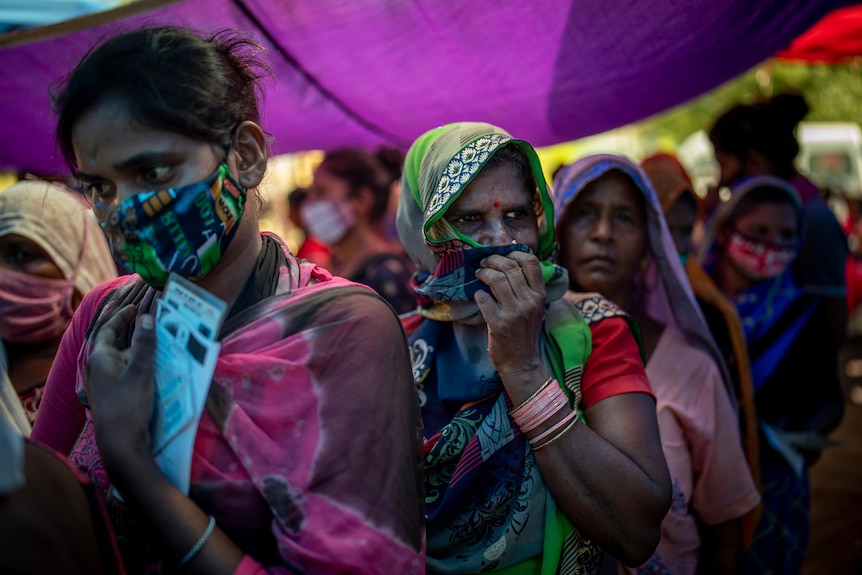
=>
[397,123,671,574]
[553,155,760,575]
[698,175,843,575]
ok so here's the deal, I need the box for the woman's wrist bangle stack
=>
[174,515,216,571]
[510,376,572,436]
[530,411,579,450]
[510,375,579,451]
[511,376,554,413]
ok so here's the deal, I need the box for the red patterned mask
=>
[725,231,794,281]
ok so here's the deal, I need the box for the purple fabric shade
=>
[0,0,853,175]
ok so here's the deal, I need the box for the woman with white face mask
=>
[303,148,417,314]
[699,175,844,575]
[0,180,116,435]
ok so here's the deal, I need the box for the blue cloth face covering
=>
[414,243,533,301]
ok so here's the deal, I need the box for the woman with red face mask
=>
[709,93,848,350]
[0,180,116,435]
[699,175,844,575]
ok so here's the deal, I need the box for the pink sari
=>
[35,234,424,574]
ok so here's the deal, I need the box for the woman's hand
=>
[86,304,245,574]
[85,304,156,464]
[474,250,546,382]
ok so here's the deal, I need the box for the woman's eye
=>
[8,244,37,263]
[573,207,594,220]
[505,209,528,220]
[616,211,633,223]
[452,214,479,225]
[142,165,172,183]
[753,226,770,239]
[779,230,796,244]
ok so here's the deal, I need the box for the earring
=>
[511,239,518,244]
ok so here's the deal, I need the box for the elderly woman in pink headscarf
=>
[553,155,760,575]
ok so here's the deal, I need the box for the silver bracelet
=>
[175,515,216,571]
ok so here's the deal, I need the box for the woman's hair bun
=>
[766,92,810,127]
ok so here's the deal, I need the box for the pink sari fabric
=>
[34,234,424,574]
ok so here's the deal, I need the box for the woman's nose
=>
[478,218,513,247]
[590,214,613,242]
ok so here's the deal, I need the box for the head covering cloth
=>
[0,180,116,295]
[641,152,698,213]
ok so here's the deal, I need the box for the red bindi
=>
[493,201,500,208]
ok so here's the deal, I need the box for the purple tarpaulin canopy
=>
[0,0,854,174]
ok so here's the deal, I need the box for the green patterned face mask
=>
[100,163,247,287]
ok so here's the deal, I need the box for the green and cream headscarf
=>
[396,122,567,321]
[398,123,605,574]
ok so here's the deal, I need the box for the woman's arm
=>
[476,252,671,566]
[537,392,670,566]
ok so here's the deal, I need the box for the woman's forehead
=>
[72,101,210,172]
[461,163,529,195]
[735,201,798,225]
[578,170,642,205]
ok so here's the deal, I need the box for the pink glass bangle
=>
[529,409,578,448]
[511,380,568,434]
[510,376,554,416]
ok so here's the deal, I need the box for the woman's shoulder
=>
[353,251,415,280]
[287,275,402,328]
[653,326,719,372]
[76,275,140,319]
[648,326,724,399]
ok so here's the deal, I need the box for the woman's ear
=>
[231,121,268,189]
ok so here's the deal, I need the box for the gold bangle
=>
[532,417,578,451]
[510,376,554,416]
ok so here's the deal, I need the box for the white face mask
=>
[300,199,357,246]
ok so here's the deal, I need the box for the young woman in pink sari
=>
[31,26,423,575]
